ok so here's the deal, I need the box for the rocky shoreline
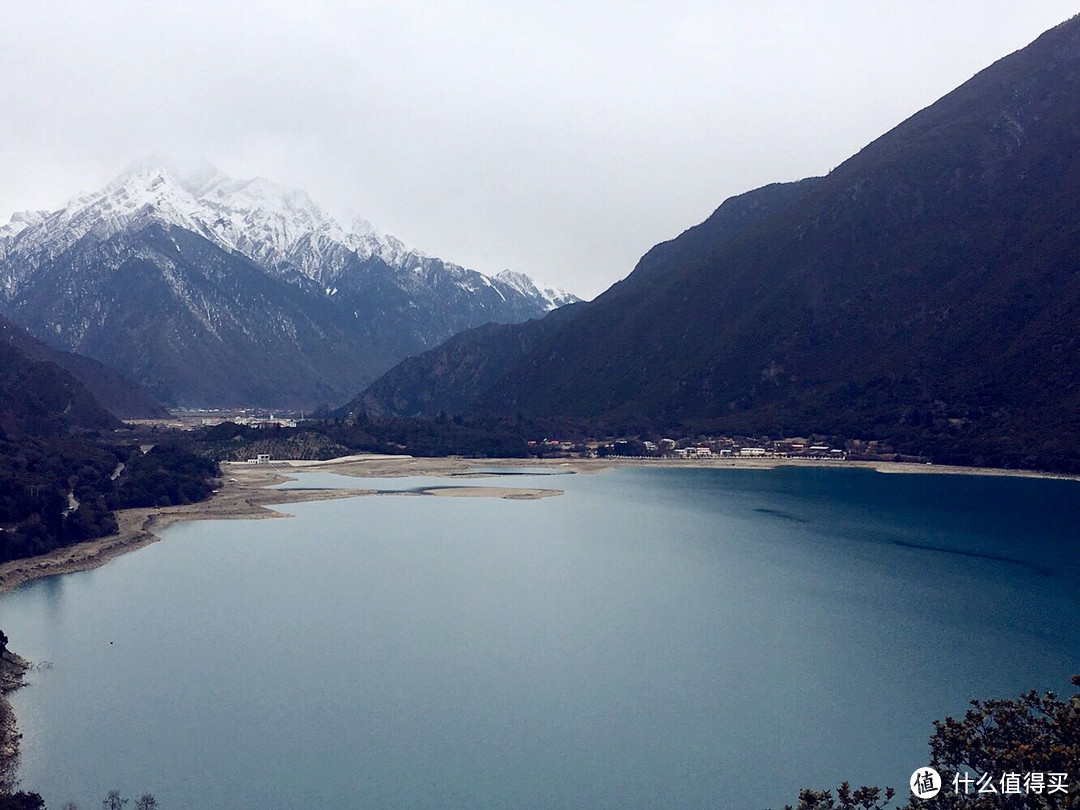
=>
[0,649,30,792]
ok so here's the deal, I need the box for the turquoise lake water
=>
[2,466,1078,809]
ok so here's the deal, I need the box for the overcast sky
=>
[1,2,1076,298]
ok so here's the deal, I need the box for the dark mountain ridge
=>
[346,179,821,420]
[0,315,166,420]
[346,302,591,418]
[0,314,218,568]
[353,16,1080,470]
[0,322,119,439]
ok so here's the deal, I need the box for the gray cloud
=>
[2,1,1076,297]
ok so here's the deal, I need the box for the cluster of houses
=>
[655,440,845,460]
[208,413,299,429]
[132,409,304,431]
[564,436,851,461]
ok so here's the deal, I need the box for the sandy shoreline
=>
[0,455,571,600]
[1,453,1074,602]
[256,452,1080,481]
[1,452,1074,600]
[0,472,364,599]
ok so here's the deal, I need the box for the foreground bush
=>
[786,676,1080,809]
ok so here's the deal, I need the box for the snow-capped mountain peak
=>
[0,210,46,241]
[349,216,379,237]
[122,154,227,197]
[4,165,217,263]
[194,173,351,275]
[495,269,579,311]
[0,158,578,307]
[0,157,581,408]
[0,159,386,279]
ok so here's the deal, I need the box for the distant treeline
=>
[185,411,1080,474]
[0,439,218,566]
[190,414,600,461]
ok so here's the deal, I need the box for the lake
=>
[2,466,1078,809]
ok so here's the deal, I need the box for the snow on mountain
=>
[0,158,580,407]
[0,210,46,241]
[494,269,578,311]
[4,167,214,266]
[0,159,574,304]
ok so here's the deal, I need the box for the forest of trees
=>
[192,415,566,461]
[0,440,218,566]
